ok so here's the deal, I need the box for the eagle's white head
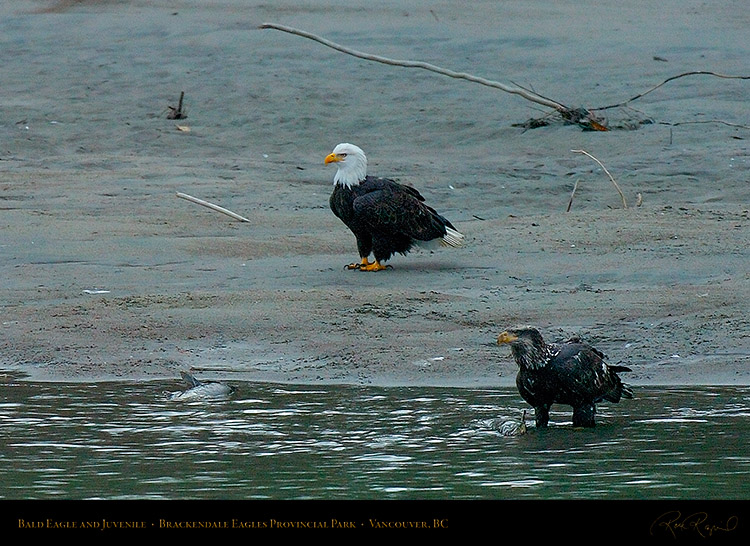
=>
[324,143,368,188]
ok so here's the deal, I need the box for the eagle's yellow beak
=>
[324,153,343,164]
[497,331,518,345]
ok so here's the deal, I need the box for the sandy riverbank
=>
[1,0,748,387]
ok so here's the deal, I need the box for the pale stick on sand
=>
[176,192,250,222]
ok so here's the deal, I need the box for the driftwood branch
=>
[260,22,566,112]
[176,192,250,222]
[571,150,628,209]
[261,23,748,132]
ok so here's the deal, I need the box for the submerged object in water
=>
[498,410,528,436]
[168,371,236,401]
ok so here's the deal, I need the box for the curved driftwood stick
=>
[260,22,567,112]
[571,149,627,209]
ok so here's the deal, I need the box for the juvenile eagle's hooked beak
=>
[497,331,519,345]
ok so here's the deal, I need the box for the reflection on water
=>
[0,379,748,500]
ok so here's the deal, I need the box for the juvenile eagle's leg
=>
[534,405,550,428]
[572,403,596,428]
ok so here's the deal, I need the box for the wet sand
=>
[1,0,748,387]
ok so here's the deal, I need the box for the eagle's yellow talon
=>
[345,257,371,270]
[358,260,388,272]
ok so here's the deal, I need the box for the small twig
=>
[176,192,250,222]
[566,179,580,212]
[167,91,187,120]
[571,150,628,209]
[596,71,750,111]
[662,119,750,130]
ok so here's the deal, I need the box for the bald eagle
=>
[324,143,464,271]
[497,326,633,428]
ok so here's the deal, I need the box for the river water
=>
[1,379,748,500]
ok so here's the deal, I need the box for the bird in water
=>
[325,143,464,271]
[167,371,236,401]
[497,326,633,428]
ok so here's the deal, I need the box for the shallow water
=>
[0,380,748,500]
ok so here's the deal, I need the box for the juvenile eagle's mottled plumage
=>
[497,326,633,428]
[325,143,464,271]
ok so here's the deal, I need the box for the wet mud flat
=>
[0,1,748,388]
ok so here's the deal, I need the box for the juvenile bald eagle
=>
[325,143,464,271]
[497,326,633,428]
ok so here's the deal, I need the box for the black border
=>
[3,500,747,540]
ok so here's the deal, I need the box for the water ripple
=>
[0,382,747,499]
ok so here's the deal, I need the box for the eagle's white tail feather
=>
[440,227,465,248]
[415,227,465,250]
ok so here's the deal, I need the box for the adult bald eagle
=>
[497,326,633,428]
[324,143,464,271]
